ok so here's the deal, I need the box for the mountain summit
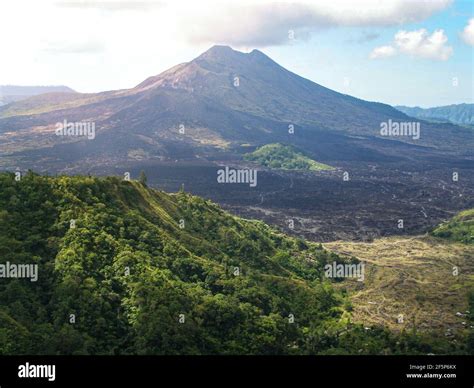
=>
[135,45,282,94]
[194,45,278,67]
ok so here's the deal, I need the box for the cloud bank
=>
[179,0,453,47]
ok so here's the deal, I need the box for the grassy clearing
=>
[324,235,474,337]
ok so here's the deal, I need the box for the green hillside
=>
[244,143,333,171]
[0,172,469,355]
[396,104,474,126]
[431,209,474,244]
[0,172,342,355]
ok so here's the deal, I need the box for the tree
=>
[138,171,147,187]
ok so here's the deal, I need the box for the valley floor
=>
[324,236,474,337]
[104,160,474,242]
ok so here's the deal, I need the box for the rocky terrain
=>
[0,45,472,241]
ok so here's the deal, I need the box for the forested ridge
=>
[0,172,470,354]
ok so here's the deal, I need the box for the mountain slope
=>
[0,46,472,172]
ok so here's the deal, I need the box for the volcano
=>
[0,45,472,172]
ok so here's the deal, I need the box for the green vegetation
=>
[0,172,469,355]
[395,104,474,127]
[431,209,474,244]
[244,143,333,171]
[138,170,148,187]
[468,291,474,353]
[325,235,474,354]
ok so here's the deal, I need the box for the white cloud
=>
[369,45,396,59]
[395,29,453,60]
[370,29,453,61]
[460,18,474,46]
[179,0,453,47]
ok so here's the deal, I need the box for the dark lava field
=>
[102,158,474,242]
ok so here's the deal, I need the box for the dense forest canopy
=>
[0,172,470,355]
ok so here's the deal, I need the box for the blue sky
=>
[266,1,473,107]
[0,0,472,107]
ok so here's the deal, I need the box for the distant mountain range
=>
[0,85,75,106]
[0,46,472,172]
[395,104,474,127]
